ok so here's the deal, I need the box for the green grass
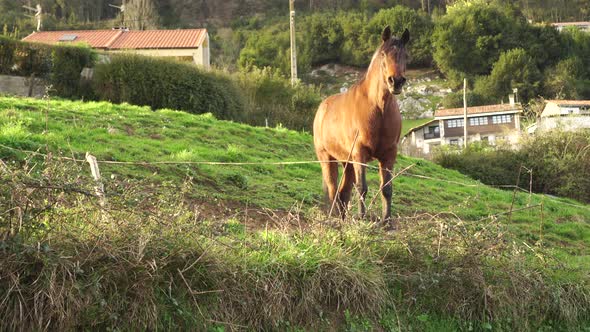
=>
[1,96,589,330]
[0,96,588,251]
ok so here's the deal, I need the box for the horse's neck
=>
[360,51,389,106]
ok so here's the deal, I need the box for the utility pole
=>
[289,0,298,86]
[23,4,42,31]
[463,78,468,149]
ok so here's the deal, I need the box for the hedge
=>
[0,36,95,98]
[434,130,590,203]
[92,55,244,120]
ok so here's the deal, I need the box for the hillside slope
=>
[1,96,589,256]
[1,96,589,330]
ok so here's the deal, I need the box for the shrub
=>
[235,66,322,131]
[1,158,588,330]
[92,55,244,120]
[0,36,94,98]
[434,130,590,203]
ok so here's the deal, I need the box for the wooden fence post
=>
[86,153,108,219]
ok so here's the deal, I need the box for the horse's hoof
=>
[382,218,398,231]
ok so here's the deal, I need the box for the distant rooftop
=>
[435,104,522,118]
[22,29,208,50]
[546,100,590,106]
[551,21,590,27]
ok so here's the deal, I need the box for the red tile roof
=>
[108,29,206,49]
[546,99,590,106]
[22,29,207,50]
[435,104,522,118]
[22,30,123,48]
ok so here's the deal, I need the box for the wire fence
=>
[1,142,589,214]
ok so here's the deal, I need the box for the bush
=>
[1,158,588,330]
[92,55,244,120]
[235,66,322,131]
[0,36,94,98]
[93,57,320,130]
[434,130,590,203]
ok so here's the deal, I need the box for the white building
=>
[551,22,590,32]
[528,100,590,133]
[402,99,523,156]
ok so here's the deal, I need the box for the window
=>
[426,126,440,134]
[424,126,440,139]
[447,119,464,128]
[492,114,512,124]
[469,116,489,126]
[59,34,78,41]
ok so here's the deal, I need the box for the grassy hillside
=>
[1,96,589,330]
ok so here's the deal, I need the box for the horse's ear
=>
[381,26,392,42]
[401,28,410,45]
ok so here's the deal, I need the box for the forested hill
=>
[1,0,588,36]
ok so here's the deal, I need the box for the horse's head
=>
[379,26,410,95]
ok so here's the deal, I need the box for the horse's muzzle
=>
[387,76,406,95]
[393,77,406,95]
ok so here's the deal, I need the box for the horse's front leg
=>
[378,156,395,223]
[353,151,368,219]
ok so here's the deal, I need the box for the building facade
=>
[528,100,590,133]
[551,22,590,32]
[402,102,523,156]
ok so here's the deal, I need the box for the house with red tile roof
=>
[402,96,523,156]
[22,29,210,68]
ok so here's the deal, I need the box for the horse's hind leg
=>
[318,152,338,214]
[337,162,355,219]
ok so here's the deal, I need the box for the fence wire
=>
[1,142,588,212]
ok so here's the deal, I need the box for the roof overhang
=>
[402,119,438,137]
[435,109,522,120]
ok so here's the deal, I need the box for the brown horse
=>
[313,26,409,222]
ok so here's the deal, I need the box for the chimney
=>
[509,94,515,106]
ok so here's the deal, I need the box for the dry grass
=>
[0,157,589,331]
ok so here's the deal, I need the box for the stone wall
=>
[0,75,47,98]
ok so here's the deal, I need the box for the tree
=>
[543,57,590,100]
[124,0,159,30]
[474,48,541,103]
[300,13,343,65]
[368,6,434,67]
[431,2,524,85]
